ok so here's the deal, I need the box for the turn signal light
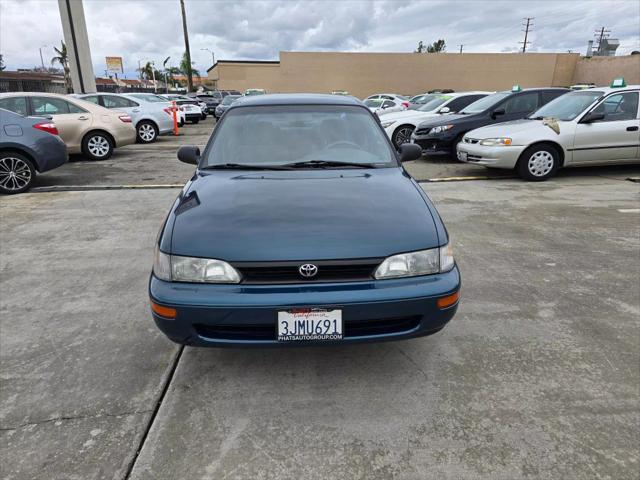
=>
[437,291,460,309]
[150,300,176,319]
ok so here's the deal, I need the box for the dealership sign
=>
[105,56,124,73]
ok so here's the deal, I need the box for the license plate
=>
[277,308,342,341]
[458,150,468,161]
[184,106,194,111]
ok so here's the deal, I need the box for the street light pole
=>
[201,48,214,68]
[151,61,157,93]
[39,45,47,71]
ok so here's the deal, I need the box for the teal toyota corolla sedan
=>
[149,94,460,347]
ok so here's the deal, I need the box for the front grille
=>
[464,137,480,144]
[232,259,382,284]
[194,316,421,341]
[414,127,431,135]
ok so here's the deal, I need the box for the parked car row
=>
[0,90,209,194]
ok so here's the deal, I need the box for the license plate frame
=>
[277,308,343,342]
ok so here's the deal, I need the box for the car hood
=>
[466,119,563,138]
[170,168,440,261]
[417,113,468,128]
[381,110,441,123]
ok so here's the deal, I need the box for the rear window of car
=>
[205,105,396,167]
[460,92,511,114]
[0,97,28,116]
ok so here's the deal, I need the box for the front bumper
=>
[185,113,201,121]
[456,142,525,169]
[149,266,461,347]
[411,133,456,156]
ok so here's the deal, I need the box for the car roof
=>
[579,85,639,94]
[231,93,363,108]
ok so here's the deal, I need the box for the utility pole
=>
[39,45,47,71]
[179,0,193,92]
[150,61,156,93]
[594,27,610,55]
[520,17,534,53]
[457,44,464,54]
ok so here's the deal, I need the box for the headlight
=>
[374,244,454,279]
[479,137,512,146]
[431,124,454,134]
[380,120,396,128]
[153,246,241,283]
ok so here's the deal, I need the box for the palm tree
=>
[51,41,71,93]
[180,52,200,78]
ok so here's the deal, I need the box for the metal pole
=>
[180,0,194,92]
[151,62,156,93]
[39,46,46,71]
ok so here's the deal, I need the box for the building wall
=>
[210,52,582,98]
[572,55,640,86]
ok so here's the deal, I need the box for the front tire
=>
[0,152,35,194]
[82,132,113,160]
[392,125,415,149]
[136,121,158,143]
[516,144,560,181]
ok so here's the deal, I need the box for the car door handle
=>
[626,126,638,131]
[78,116,89,121]
[132,109,140,113]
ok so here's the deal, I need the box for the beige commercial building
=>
[208,51,640,99]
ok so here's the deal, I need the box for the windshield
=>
[203,105,396,168]
[529,91,604,121]
[460,92,511,114]
[410,94,436,104]
[130,94,168,103]
[364,99,383,107]
[221,95,240,105]
[417,96,451,112]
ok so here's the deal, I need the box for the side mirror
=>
[177,145,200,165]
[398,143,422,162]
[438,106,451,114]
[580,111,605,123]
[491,108,505,118]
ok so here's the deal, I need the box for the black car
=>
[192,90,242,111]
[411,87,570,156]
[0,107,68,194]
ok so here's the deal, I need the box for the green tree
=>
[414,41,426,53]
[180,52,200,78]
[427,39,446,53]
[0,54,5,71]
[51,41,71,92]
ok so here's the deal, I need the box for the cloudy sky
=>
[1,0,639,78]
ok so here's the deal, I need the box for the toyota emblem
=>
[299,263,318,278]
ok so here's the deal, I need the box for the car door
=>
[498,92,539,122]
[0,96,29,116]
[443,95,486,113]
[381,100,401,113]
[571,91,639,164]
[29,96,91,151]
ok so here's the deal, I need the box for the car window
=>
[593,92,639,122]
[503,92,539,114]
[530,91,603,121]
[446,95,486,112]
[31,97,72,114]
[102,95,133,109]
[205,105,396,167]
[460,92,511,114]
[417,96,451,112]
[0,97,28,116]
[364,99,384,108]
[381,95,394,100]
[82,95,100,105]
[541,90,566,104]
[213,92,222,99]
[382,100,395,108]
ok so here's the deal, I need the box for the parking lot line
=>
[420,175,515,182]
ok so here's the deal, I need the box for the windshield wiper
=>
[200,163,292,171]
[283,160,378,169]
[528,116,544,120]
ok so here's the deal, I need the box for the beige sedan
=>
[0,92,136,160]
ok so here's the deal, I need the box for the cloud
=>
[1,0,638,78]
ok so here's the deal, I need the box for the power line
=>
[520,17,534,53]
